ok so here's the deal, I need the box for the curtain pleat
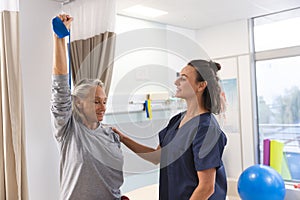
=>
[64,0,116,41]
[0,10,28,200]
[70,31,116,95]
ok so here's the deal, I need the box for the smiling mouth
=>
[96,112,105,116]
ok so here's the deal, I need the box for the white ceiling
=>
[116,0,300,29]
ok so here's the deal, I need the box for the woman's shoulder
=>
[166,111,185,126]
[198,113,220,126]
[196,113,226,137]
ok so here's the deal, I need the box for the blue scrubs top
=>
[159,112,227,200]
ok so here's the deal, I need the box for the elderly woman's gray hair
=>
[72,79,105,120]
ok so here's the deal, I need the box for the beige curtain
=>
[70,31,116,95]
[0,11,28,200]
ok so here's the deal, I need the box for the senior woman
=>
[50,14,126,200]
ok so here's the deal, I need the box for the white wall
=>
[20,0,60,200]
[196,20,250,58]
[112,15,195,103]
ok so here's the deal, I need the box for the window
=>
[254,9,300,182]
[254,8,300,52]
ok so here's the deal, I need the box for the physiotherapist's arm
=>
[189,168,216,200]
[112,128,161,165]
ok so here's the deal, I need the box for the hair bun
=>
[209,61,221,72]
[215,62,221,71]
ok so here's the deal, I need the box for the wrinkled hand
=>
[57,14,73,30]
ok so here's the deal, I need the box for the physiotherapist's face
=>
[174,65,200,100]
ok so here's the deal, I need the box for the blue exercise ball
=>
[237,164,285,200]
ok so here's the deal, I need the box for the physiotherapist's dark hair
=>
[188,59,223,114]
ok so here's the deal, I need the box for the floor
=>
[124,184,241,200]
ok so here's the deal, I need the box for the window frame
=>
[251,9,300,184]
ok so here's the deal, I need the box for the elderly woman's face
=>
[80,86,107,122]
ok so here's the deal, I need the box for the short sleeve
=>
[192,125,226,171]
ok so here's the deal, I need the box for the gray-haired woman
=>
[50,14,125,200]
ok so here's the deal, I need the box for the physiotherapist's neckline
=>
[176,111,210,130]
[181,111,210,119]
